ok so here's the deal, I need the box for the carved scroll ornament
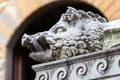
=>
[35,71,49,80]
[76,63,87,77]
[96,59,108,74]
[52,67,68,80]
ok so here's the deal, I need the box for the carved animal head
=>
[21,7,107,62]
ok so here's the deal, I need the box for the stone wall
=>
[0,0,120,80]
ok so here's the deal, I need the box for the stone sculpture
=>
[21,7,108,62]
[103,20,120,49]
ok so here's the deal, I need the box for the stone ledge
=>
[32,46,120,80]
[32,46,120,71]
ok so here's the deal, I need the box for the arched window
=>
[6,1,106,80]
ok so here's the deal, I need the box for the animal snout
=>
[22,33,31,46]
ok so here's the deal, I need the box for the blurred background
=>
[0,0,120,80]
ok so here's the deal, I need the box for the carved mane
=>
[21,7,107,62]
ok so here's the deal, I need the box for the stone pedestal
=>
[32,46,120,80]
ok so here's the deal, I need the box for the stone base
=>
[32,46,120,80]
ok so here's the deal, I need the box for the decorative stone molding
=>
[52,67,68,80]
[95,59,108,74]
[35,71,49,80]
[32,46,120,80]
[76,63,87,77]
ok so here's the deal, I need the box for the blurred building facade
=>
[0,0,120,80]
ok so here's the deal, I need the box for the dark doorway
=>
[6,0,106,80]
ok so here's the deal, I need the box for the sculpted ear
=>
[67,6,79,17]
[66,6,80,20]
[60,7,80,22]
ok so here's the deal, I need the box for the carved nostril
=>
[22,33,31,40]
[22,34,27,39]
[22,36,25,39]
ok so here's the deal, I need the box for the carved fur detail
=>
[21,7,107,62]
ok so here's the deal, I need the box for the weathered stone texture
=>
[0,0,120,80]
[32,46,120,80]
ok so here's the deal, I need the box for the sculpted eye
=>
[55,27,66,34]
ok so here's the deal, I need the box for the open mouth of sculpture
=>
[21,33,53,62]
[28,44,51,62]
[22,33,50,53]
[32,40,50,52]
[28,45,36,52]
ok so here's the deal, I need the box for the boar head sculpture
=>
[21,7,106,62]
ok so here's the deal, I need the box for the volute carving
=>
[52,67,68,80]
[35,71,49,80]
[76,63,87,77]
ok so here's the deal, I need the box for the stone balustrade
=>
[32,46,120,80]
